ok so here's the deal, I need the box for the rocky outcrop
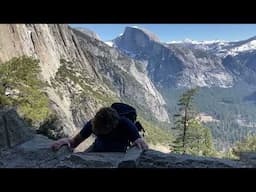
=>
[237,152,256,167]
[75,28,101,40]
[0,108,34,149]
[137,150,247,168]
[0,109,251,168]
[222,51,256,85]
[0,135,71,168]
[1,138,252,168]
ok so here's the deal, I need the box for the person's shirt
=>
[79,117,141,152]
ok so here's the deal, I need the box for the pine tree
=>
[172,88,198,154]
[172,87,216,156]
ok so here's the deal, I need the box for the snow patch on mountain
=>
[169,38,256,57]
[104,41,114,47]
[230,40,256,53]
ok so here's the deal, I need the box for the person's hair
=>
[91,107,120,135]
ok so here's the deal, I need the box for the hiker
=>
[51,103,148,152]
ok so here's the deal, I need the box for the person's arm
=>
[69,134,85,148]
[70,120,93,148]
[51,120,93,151]
[122,118,149,150]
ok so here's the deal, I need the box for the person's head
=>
[91,107,120,135]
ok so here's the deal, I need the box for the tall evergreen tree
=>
[172,88,199,154]
[172,87,216,156]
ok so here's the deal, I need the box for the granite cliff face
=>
[0,24,96,83]
[0,24,100,136]
[0,24,170,138]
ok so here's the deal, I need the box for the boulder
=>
[0,134,71,168]
[137,150,247,168]
[57,152,125,168]
[238,152,256,167]
[118,147,143,168]
[0,109,34,149]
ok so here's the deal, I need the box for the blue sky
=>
[69,24,256,42]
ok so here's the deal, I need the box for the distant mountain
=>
[113,26,234,89]
[110,26,256,150]
[168,36,256,57]
[111,26,256,88]
[74,27,101,40]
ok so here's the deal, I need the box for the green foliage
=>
[216,135,256,160]
[178,87,199,108]
[172,88,217,157]
[220,148,239,160]
[233,135,256,153]
[161,82,256,151]
[173,119,217,156]
[54,58,118,106]
[195,82,256,151]
[0,56,53,125]
[37,114,66,140]
[186,119,217,156]
[137,116,174,146]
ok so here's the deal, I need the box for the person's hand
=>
[51,138,71,151]
[133,138,149,150]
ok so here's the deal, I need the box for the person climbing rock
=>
[51,103,148,152]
